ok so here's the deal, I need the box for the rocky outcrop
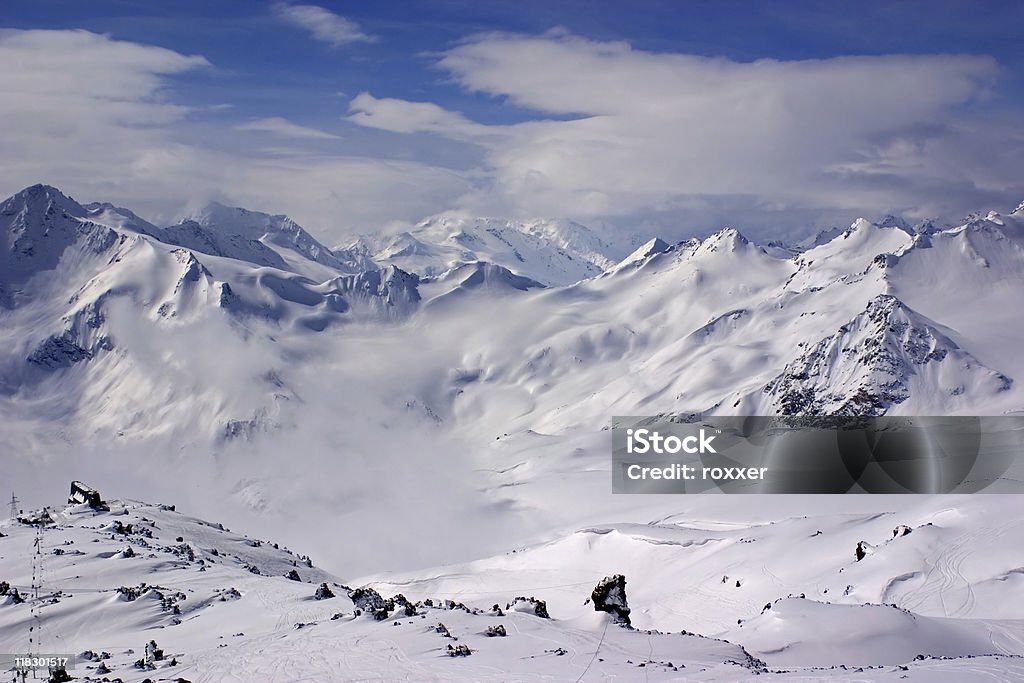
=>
[592,574,631,626]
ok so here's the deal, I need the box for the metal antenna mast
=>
[8,491,17,520]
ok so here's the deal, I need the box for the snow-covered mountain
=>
[165,201,376,279]
[3,182,1023,506]
[3,184,1024,680]
[348,214,620,286]
[3,183,1023,490]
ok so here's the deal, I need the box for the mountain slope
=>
[3,494,1023,681]
[0,496,769,683]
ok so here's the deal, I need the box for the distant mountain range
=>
[2,183,1022,445]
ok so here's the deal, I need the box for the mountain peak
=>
[763,294,1011,416]
[845,217,876,235]
[700,226,751,251]
[188,201,288,231]
[714,226,748,241]
[615,237,671,269]
[1,185,120,307]
[3,183,86,218]
[912,218,942,235]
[15,183,69,197]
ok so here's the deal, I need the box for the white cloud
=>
[2,27,1020,247]
[349,31,1021,235]
[272,3,374,47]
[348,93,490,139]
[236,116,341,140]
[0,29,212,211]
[225,155,473,237]
[0,28,207,133]
[0,29,468,241]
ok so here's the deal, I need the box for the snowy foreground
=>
[2,185,1024,680]
[2,495,1024,682]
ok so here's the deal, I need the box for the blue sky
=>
[2,1,1023,244]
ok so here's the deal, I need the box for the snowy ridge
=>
[352,214,619,286]
[168,202,375,279]
[0,186,426,440]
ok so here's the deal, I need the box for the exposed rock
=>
[27,332,92,369]
[591,574,631,626]
[510,596,549,619]
[446,643,472,657]
[313,582,335,600]
[349,586,384,612]
[855,541,874,561]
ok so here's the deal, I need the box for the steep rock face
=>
[158,249,220,318]
[27,332,96,369]
[876,214,915,234]
[24,246,222,374]
[762,295,1011,415]
[327,265,420,318]
[26,289,116,371]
